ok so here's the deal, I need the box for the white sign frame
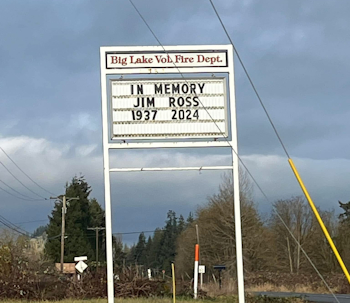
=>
[100,45,245,303]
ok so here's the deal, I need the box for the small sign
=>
[74,256,87,262]
[199,265,206,274]
[75,260,88,273]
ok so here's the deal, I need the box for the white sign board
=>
[199,265,206,274]
[110,78,227,140]
[74,256,87,262]
[75,260,88,273]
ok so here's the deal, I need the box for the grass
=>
[1,297,308,303]
[246,282,338,294]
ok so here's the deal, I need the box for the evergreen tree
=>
[177,214,186,235]
[159,210,178,272]
[339,201,350,222]
[125,245,136,266]
[186,212,194,225]
[89,198,105,227]
[32,225,47,238]
[88,198,106,262]
[45,176,104,263]
[338,200,350,267]
[113,236,126,268]
[134,232,147,265]
[148,228,163,269]
[145,236,153,267]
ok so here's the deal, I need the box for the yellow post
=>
[288,158,350,284]
[172,263,176,303]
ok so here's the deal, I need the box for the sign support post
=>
[229,59,245,302]
[101,71,115,302]
[100,45,245,303]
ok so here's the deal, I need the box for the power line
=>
[0,179,42,201]
[0,159,48,200]
[0,214,29,236]
[207,1,340,301]
[14,219,48,225]
[113,229,163,235]
[0,183,46,201]
[0,146,55,196]
[208,0,290,158]
[47,233,61,240]
[46,229,163,241]
[52,229,163,238]
[126,1,339,302]
[209,4,350,286]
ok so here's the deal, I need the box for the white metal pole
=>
[229,46,245,303]
[194,244,199,299]
[232,152,245,302]
[195,224,203,289]
[100,49,114,303]
[60,195,66,273]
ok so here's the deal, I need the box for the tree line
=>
[39,175,350,278]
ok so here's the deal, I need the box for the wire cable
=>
[14,219,48,225]
[46,229,164,240]
[126,1,339,301]
[0,214,29,236]
[207,0,340,300]
[0,213,31,234]
[0,179,42,201]
[208,0,290,158]
[0,183,46,201]
[0,146,56,196]
[0,159,48,199]
[113,229,163,236]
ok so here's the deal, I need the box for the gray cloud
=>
[0,1,350,239]
[0,136,348,238]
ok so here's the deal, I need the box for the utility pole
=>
[50,195,79,273]
[87,227,105,264]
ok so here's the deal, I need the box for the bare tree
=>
[270,196,316,273]
[176,173,273,278]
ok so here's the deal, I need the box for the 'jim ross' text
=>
[130,82,206,121]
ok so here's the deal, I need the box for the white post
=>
[100,50,115,303]
[229,46,245,303]
[60,195,66,273]
[194,244,199,299]
[232,153,245,302]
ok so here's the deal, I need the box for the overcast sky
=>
[0,1,349,243]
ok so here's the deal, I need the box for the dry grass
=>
[202,280,327,297]
[245,282,339,294]
[2,300,184,303]
[201,280,236,297]
[0,296,305,303]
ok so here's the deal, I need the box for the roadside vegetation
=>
[1,174,350,301]
[2,297,308,303]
